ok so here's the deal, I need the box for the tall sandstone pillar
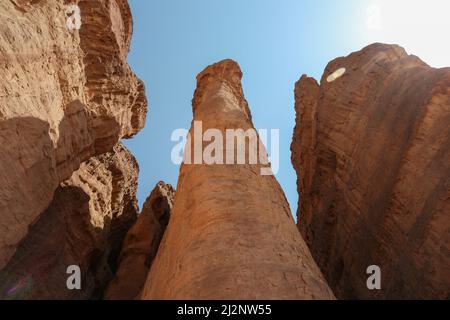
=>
[141,60,334,300]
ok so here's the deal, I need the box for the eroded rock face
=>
[0,0,147,269]
[141,60,335,300]
[0,144,139,300]
[291,43,450,299]
[104,182,174,300]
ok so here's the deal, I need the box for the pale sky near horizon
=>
[124,0,450,216]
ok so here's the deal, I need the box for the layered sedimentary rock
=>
[0,144,139,299]
[0,0,147,269]
[104,182,174,300]
[141,60,334,300]
[291,43,450,299]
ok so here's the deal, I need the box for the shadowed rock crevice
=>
[104,182,175,300]
[0,144,139,300]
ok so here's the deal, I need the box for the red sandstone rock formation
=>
[0,144,139,299]
[104,182,174,300]
[141,60,335,300]
[291,43,450,299]
[0,0,147,269]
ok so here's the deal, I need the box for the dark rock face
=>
[104,182,174,300]
[0,144,140,300]
[291,43,450,299]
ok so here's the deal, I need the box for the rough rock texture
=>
[104,182,174,300]
[291,43,450,299]
[0,0,147,269]
[141,60,335,300]
[0,144,139,300]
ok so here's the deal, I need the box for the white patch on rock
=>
[326,67,346,83]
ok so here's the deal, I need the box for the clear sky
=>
[124,0,450,214]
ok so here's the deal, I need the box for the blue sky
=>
[124,0,450,214]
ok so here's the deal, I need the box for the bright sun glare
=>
[365,0,450,68]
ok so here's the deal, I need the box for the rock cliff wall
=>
[0,0,147,269]
[141,60,335,300]
[291,43,450,299]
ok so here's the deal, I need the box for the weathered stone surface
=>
[0,144,139,300]
[291,43,450,299]
[0,0,147,269]
[104,182,174,300]
[141,60,335,300]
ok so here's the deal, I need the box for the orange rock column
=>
[141,60,334,300]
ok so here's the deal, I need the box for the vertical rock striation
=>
[0,144,139,300]
[141,60,335,300]
[104,182,174,300]
[291,43,450,299]
[0,0,147,269]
